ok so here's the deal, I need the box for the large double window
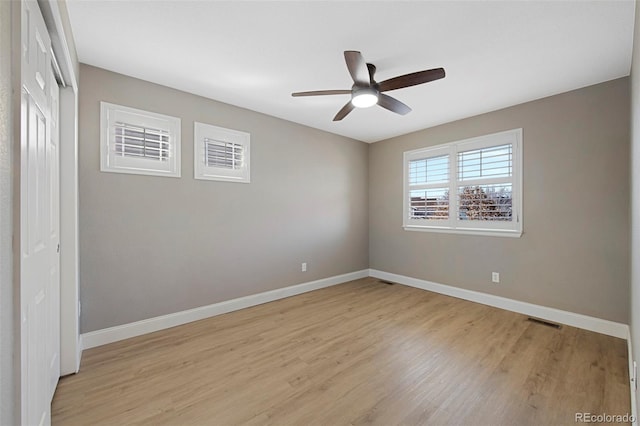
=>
[403,129,522,237]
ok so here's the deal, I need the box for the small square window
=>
[194,122,250,183]
[100,102,181,177]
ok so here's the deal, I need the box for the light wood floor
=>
[52,278,630,425]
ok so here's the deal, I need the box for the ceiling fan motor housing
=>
[351,86,379,108]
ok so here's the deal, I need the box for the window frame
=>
[403,128,523,238]
[193,121,250,183]
[100,102,181,178]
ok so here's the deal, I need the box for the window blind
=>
[408,154,449,220]
[204,138,244,169]
[458,144,512,181]
[409,154,449,185]
[410,188,449,219]
[457,143,513,222]
[403,128,522,236]
[457,183,512,221]
[114,121,170,161]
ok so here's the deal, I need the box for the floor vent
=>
[379,280,396,285]
[527,317,561,329]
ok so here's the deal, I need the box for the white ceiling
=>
[66,0,635,143]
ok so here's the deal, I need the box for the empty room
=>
[3,0,640,425]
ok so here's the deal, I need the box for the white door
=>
[48,67,61,401]
[20,1,58,424]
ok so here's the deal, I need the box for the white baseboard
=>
[628,328,638,425]
[82,267,627,348]
[369,269,628,339]
[81,269,369,350]
[76,336,82,373]
[80,267,636,418]
[373,269,638,421]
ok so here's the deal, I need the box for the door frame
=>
[38,0,82,376]
[37,0,81,377]
[11,1,80,422]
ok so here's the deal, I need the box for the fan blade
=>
[333,101,355,121]
[344,51,370,86]
[378,94,412,115]
[292,90,351,97]
[378,68,445,92]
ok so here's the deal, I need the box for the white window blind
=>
[458,144,512,181]
[403,129,522,237]
[194,122,250,183]
[100,102,181,177]
[457,144,513,222]
[114,122,170,161]
[457,184,512,221]
[410,188,450,220]
[204,138,244,169]
[409,154,449,185]
[408,154,450,220]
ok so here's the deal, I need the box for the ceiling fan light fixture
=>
[291,51,445,120]
[351,87,378,108]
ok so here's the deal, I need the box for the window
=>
[403,128,522,237]
[100,102,181,177]
[194,122,250,183]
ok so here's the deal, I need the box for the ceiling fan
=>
[292,51,445,121]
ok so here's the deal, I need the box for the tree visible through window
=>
[458,185,512,221]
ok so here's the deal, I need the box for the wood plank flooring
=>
[52,278,630,425]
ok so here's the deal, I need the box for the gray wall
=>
[0,1,14,423]
[79,65,369,333]
[370,78,630,323]
[630,0,640,412]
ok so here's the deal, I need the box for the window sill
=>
[403,225,522,238]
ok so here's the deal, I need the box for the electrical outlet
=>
[301,262,307,272]
[492,272,500,283]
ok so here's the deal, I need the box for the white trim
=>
[100,102,181,178]
[38,1,82,377]
[59,88,80,375]
[79,266,636,419]
[403,225,522,238]
[628,327,638,425]
[81,269,368,350]
[368,269,628,339]
[194,122,250,183]
[403,128,522,236]
[39,1,78,90]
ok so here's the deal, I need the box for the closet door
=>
[47,66,61,402]
[20,1,59,424]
